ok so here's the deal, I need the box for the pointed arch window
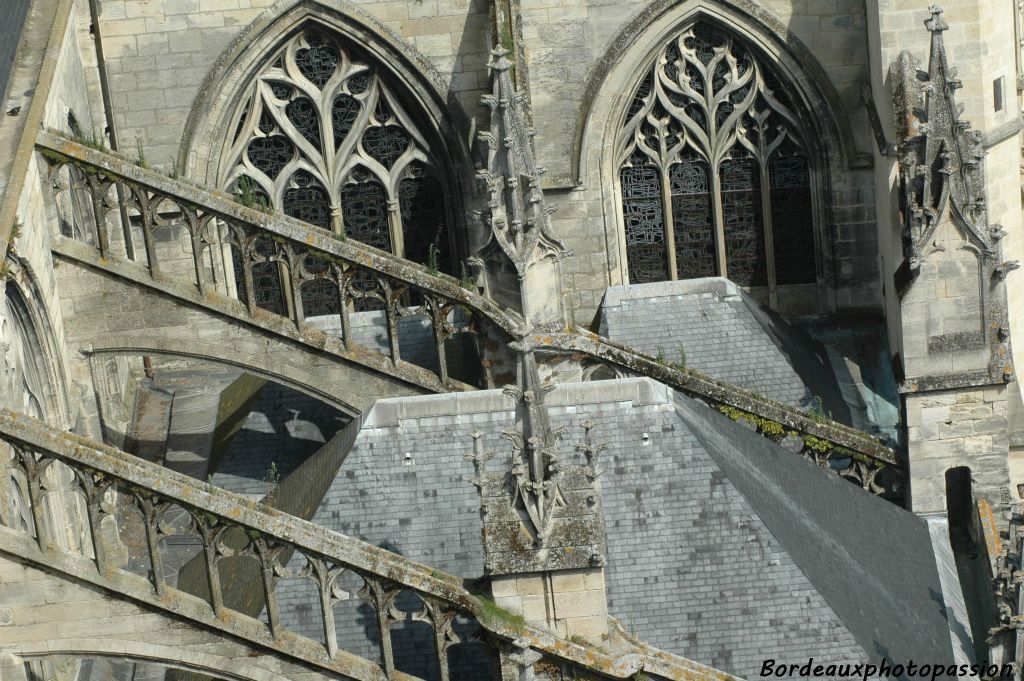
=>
[616,21,817,289]
[221,30,453,268]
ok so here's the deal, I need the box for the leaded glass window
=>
[221,29,453,268]
[616,20,818,290]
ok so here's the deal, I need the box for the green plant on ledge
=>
[460,261,475,290]
[426,240,440,276]
[135,137,148,169]
[233,176,272,214]
[70,127,107,152]
[716,404,789,441]
[473,593,527,634]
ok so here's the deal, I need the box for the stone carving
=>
[988,504,1024,655]
[0,281,46,420]
[891,5,1015,385]
[616,20,817,287]
[501,351,568,546]
[222,28,453,267]
[0,409,699,681]
[893,6,996,268]
[474,345,607,574]
[477,46,570,329]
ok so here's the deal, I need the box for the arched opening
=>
[1,276,67,425]
[219,27,458,272]
[613,19,820,304]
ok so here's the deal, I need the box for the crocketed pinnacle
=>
[477,46,569,278]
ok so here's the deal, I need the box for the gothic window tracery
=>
[221,29,453,269]
[616,21,817,289]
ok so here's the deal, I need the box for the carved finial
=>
[488,45,513,73]
[926,5,947,32]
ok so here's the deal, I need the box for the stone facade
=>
[1,0,1024,675]
[906,385,1011,516]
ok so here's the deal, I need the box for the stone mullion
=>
[136,190,161,279]
[75,471,108,571]
[387,198,405,260]
[114,182,137,262]
[187,211,208,295]
[710,165,728,279]
[357,574,400,676]
[255,539,284,639]
[277,260,297,324]
[196,519,227,617]
[758,159,779,308]
[382,281,402,365]
[659,159,679,280]
[85,174,111,259]
[422,597,458,681]
[286,253,305,330]
[240,241,258,314]
[138,496,167,597]
[431,301,450,383]
[19,449,47,547]
[335,266,351,350]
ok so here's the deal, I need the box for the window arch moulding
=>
[1,255,72,430]
[176,4,472,275]
[178,0,470,186]
[580,5,851,313]
[574,0,865,189]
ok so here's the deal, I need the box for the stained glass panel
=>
[246,136,293,179]
[769,155,815,285]
[286,97,321,148]
[341,177,391,252]
[620,163,667,283]
[301,279,340,317]
[333,95,360,147]
[253,262,285,315]
[295,33,338,88]
[283,170,331,230]
[400,166,449,272]
[364,126,410,168]
[670,156,715,279]
[720,155,766,287]
[226,30,451,263]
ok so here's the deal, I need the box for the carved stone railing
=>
[36,131,521,393]
[0,410,735,681]
[35,131,900,495]
[533,332,902,496]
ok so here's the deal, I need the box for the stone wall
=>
[905,385,1011,516]
[543,0,881,321]
[94,0,492,173]
[491,568,609,643]
[2,0,117,438]
[0,554,351,681]
[85,0,893,325]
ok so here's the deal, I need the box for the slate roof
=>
[0,0,30,102]
[275,378,959,679]
[676,393,957,672]
[598,278,850,423]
